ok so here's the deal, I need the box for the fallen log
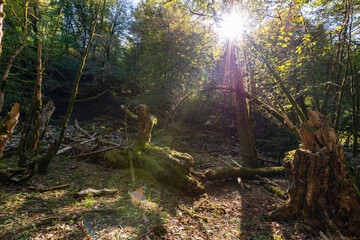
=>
[204,166,284,181]
[75,188,117,198]
[29,183,70,192]
[107,104,204,193]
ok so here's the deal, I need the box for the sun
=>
[217,11,247,40]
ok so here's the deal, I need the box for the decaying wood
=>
[57,138,97,155]
[204,166,284,181]
[0,103,20,158]
[29,183,70,192]
[75,119,92,139]
[136,104,156,145]
[121,104,138,121]
[39,100,55,138]
[75,188,117,198]
[270,111,360,237]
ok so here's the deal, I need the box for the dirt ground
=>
[0,121,349,239]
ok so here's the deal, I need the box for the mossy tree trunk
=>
[270,111,360,237]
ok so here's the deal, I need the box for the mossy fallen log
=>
[105,144,204,193]
[204,166,284,181]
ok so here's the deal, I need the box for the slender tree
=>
[38,1,101,174]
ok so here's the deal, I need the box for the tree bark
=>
[228,41,259,168]
[39,100,55,139]
[204,166,284,181]
[136,104,156,145]
[38,4,100,174]
[270,111,360,237]
[0,0,5,56]
[0,103,20,158]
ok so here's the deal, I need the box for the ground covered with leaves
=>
[0,120,346,239]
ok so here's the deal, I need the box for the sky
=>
[131,0,141,7]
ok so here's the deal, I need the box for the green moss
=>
[104,149,130,169]
[263,184,286,199]
[283,150,296,164]
[0,163,8,169]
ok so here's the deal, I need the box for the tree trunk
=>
[270,111,360,237]
[228,41,259,168]
[0,103,20,158]
[38,4,100,174]
[0,0,5,56]
[31,39,42,154]
[39,100,55,139]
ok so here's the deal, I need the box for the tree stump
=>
[136,104,156,145]
[271,111,360,236]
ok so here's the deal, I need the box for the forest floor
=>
[0,119,343,239]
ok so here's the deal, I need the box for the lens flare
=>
[217,11,247,39]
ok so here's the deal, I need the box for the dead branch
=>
[75,188,117,198]
[74,119,92,139]
[121,104,138,121]
[57,138,97,155]
[39,100,55,138]
[71,144,123,158]
[74,89,109,103]
[29,183,70,192]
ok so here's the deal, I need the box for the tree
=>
[38,2,101,174]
